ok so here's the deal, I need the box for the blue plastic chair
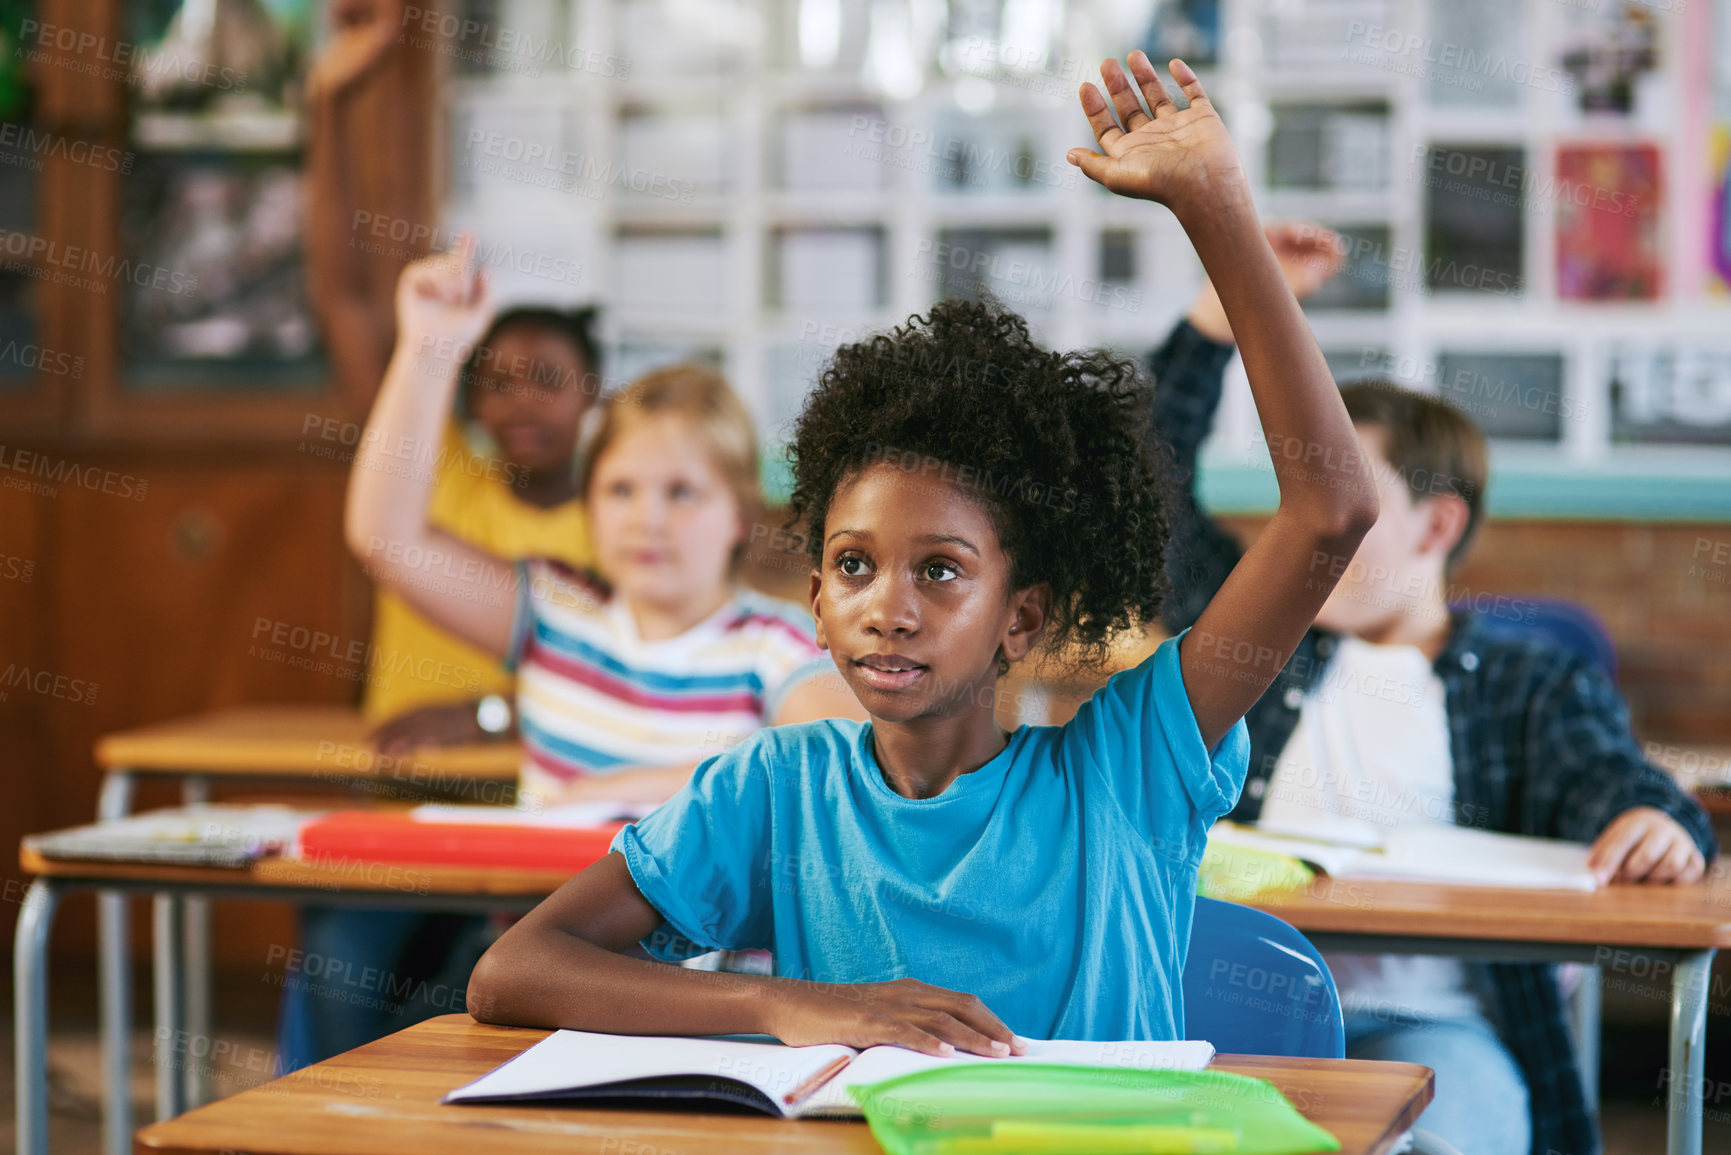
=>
[1182,897,1344,1059]
[1454,596,1617,677]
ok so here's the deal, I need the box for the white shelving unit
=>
[437,0,1731,513]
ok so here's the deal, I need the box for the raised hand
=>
[766,976,1027,1058]
[1189,221,1346,343]
[1066,53,1247,214]
[1267,221,1346,300]
[394,233,495,355]
[308,0,402,101]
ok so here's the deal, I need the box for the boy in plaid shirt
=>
[1153,223,1716,1155]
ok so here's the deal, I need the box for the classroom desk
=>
[131,1014,1435,1155]
[1248,876,1731,1155]
[15,843,574,1155]
[86,708,519,1155]
[23,822,1729,1155]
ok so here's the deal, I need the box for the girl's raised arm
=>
[344,236,524,658]
[1068,54,1379,749]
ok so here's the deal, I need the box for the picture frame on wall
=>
[1555,143,1663,301]
[1610,344,1731,446]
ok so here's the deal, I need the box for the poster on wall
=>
[1710,0,1731,294]
[1558,0,1663,121]
[1611,345,1731,446]
[1712,125,1731,294]
[1143,0,1221,68]
[1555,143,1663,301]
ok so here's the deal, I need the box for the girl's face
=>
[586,414,745,612]
[469,326,593,474]
[810,463,1045,725]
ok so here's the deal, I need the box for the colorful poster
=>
[1555,143,1663,301]
[1710,125,1731,294]
[1558,1,1662,118]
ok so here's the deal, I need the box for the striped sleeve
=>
[503,558,606,673]
[735,596,827,720]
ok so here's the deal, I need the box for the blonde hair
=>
[580,364,763,563]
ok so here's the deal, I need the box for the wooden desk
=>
[16,843,585,1155]
[19,844,572,899]
[132,1015,1434,1155]
[86,707,518,1155]
[95,704,519,782]
[1247,877,1731,1155]
[1250,875,1731,949]
[29,816,1731,1155]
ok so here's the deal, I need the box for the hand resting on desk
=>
[370,700,503,754]
[1587,806,1706,886]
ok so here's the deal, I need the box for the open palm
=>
[1067,53,1246,212]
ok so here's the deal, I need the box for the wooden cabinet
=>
[0,448,371,964]
[0,0,434,972]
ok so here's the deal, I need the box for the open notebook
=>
[1208,821,1600,890]
[443,1029,1215,1119]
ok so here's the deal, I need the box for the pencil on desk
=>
[783,1053,854,1108]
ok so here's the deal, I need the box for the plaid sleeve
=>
[1147,320,1244,635]
[1523,653,1718,859]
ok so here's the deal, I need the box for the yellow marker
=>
[916,1120,1239,1154]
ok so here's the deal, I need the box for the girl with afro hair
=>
[468,53,1379,1053]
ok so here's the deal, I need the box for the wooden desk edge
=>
[131,1017,1435,1155]
[18,844,576,895]
[93,706,517,778]
[1246,879,1731,950]
[92,739,519,779]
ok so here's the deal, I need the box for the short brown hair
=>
[1340,380,1488,572]
[579,364,762,566]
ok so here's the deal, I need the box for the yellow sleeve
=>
[361,424,593,719]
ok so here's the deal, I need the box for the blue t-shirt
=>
[611,632,1249,1041]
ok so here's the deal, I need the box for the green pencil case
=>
[849,1064,1341,1155]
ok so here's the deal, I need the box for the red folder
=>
[296,811,623,873]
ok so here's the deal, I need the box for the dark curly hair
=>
[786,298,1176,672]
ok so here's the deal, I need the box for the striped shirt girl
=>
[505,557,830,807]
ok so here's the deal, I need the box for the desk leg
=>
[1570,965,1601,1118]
[152,894,187,1122]
[180,775,212,1110]
[15,879,63,1155]
[1667,948,1717,1155]
[96,769,135,1155]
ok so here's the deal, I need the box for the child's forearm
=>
[468,924,782,1036]
[342,335,462,573]
[1174,195,1374,532]
[469,854,1020,1055]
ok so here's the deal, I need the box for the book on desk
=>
[24,801,653,873]
[442,1028,1216,1119]
[1207,821,1600,891]
[295,802,653,871]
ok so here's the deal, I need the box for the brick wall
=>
[1222,515,1731,745]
